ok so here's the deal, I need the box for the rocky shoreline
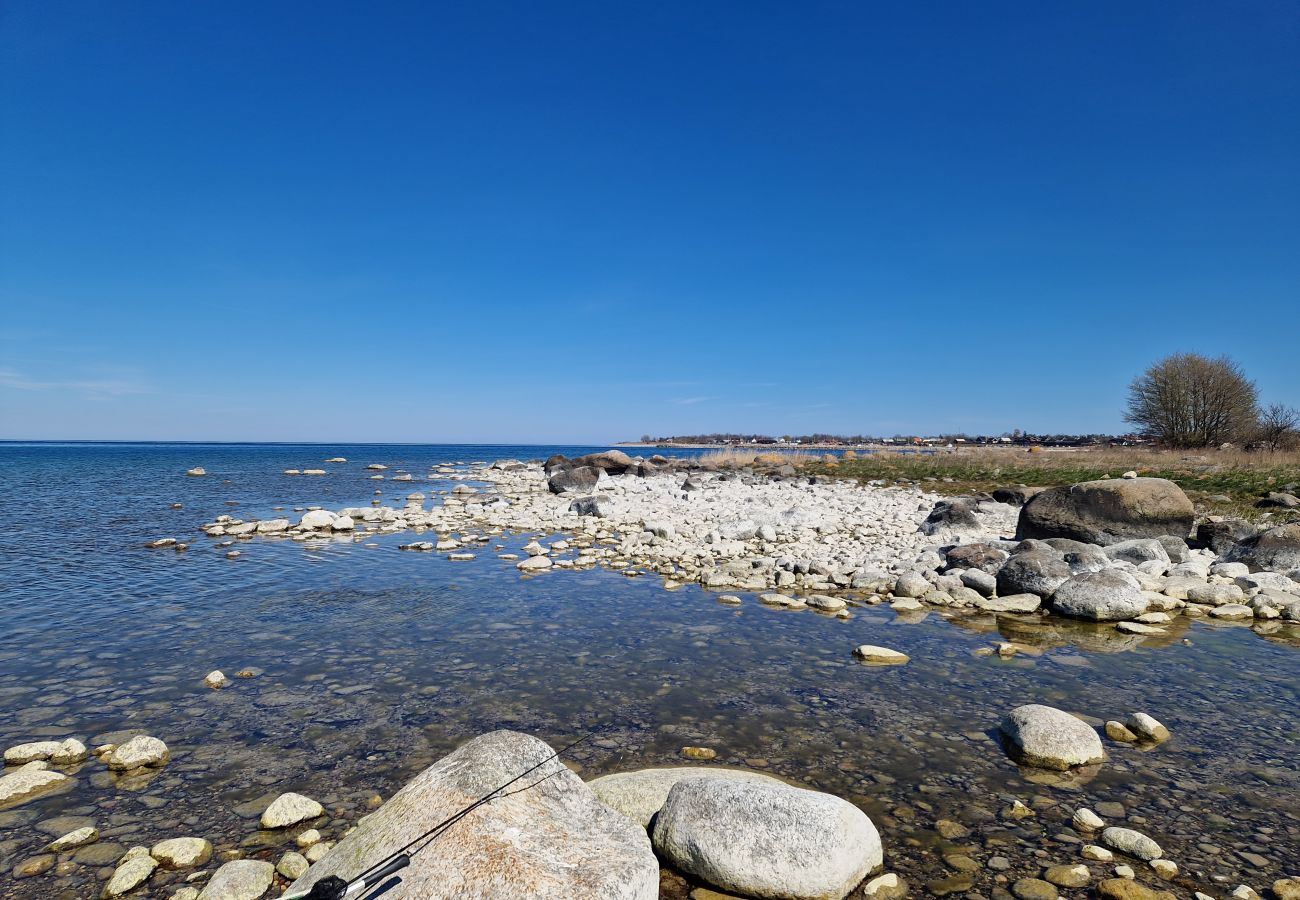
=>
[185,450,1300,634]
[6,451,1298,898]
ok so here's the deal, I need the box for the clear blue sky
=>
[2,1,1297,442]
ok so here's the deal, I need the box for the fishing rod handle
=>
[350,854,411,894]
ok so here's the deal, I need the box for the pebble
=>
[1149,859,1177,879]
[1083,845,1114,862]
[1044,864,1090,888]
[1073,808,1104,830]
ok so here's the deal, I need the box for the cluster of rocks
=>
[191,457,1300,637]
[1,735,169,810]
[288,730,885,900]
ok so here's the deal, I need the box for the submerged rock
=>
[287,731,658,900]
[652,776,881,900]
[999,704,1104,770]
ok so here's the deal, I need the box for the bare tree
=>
[1124,353,1258,448]
[1254,403,1300,451]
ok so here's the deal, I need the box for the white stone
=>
[260,792,324,829]
[151,837,213,868]
[652,777,881,900]
[197,859,275,900]
[106,735,170,770]
[853,645,910,665]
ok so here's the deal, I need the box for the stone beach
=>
[1,446,1298,899]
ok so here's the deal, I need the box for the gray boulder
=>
[1156,534,1189,564]
[568,450,637,476]
[652,777,881,900]
[996,551,1071,598]
[992,486,1046,506]
[587,766,783,829]
[1195,518,1257,556]
[944,543,1010,574]
[921,498,981,536]
[1103,539,1170,567]
[288,731,657,900]
[569,495,615,518]
[1050,570,1147,621]
[547,466,605,495]
[1228,524,1300,573]
[999,704,1105,770]
[1016,478,1194,546]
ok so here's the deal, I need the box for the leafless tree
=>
[1254,402,1300,451]
[1124,353,1259,448]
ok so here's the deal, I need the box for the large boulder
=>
[652,777,881,900]
[568,450,637,475]
[996,550,1072,598]
[1016,478,1194,546]
[542,454,570,476]
[1050,570,1147,621]
[1228,524,1300,573]
[547,466,605,495]
[587,766,784,829]
[1195,518,1257,556]
[999,704,1105,770]
[287,731,657,900]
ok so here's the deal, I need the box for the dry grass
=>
[699,448,816,467]
[797,446,1300,521]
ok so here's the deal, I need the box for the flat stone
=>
[0,766,72,808]
[45,825,99,851]
[853,645,910,665]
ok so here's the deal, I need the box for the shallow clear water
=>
[0,443,1296,899]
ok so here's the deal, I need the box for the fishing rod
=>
[281,732,593,900]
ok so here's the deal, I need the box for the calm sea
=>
[0,442,1295,898]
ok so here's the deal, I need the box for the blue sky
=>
[2,1,1297,442]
